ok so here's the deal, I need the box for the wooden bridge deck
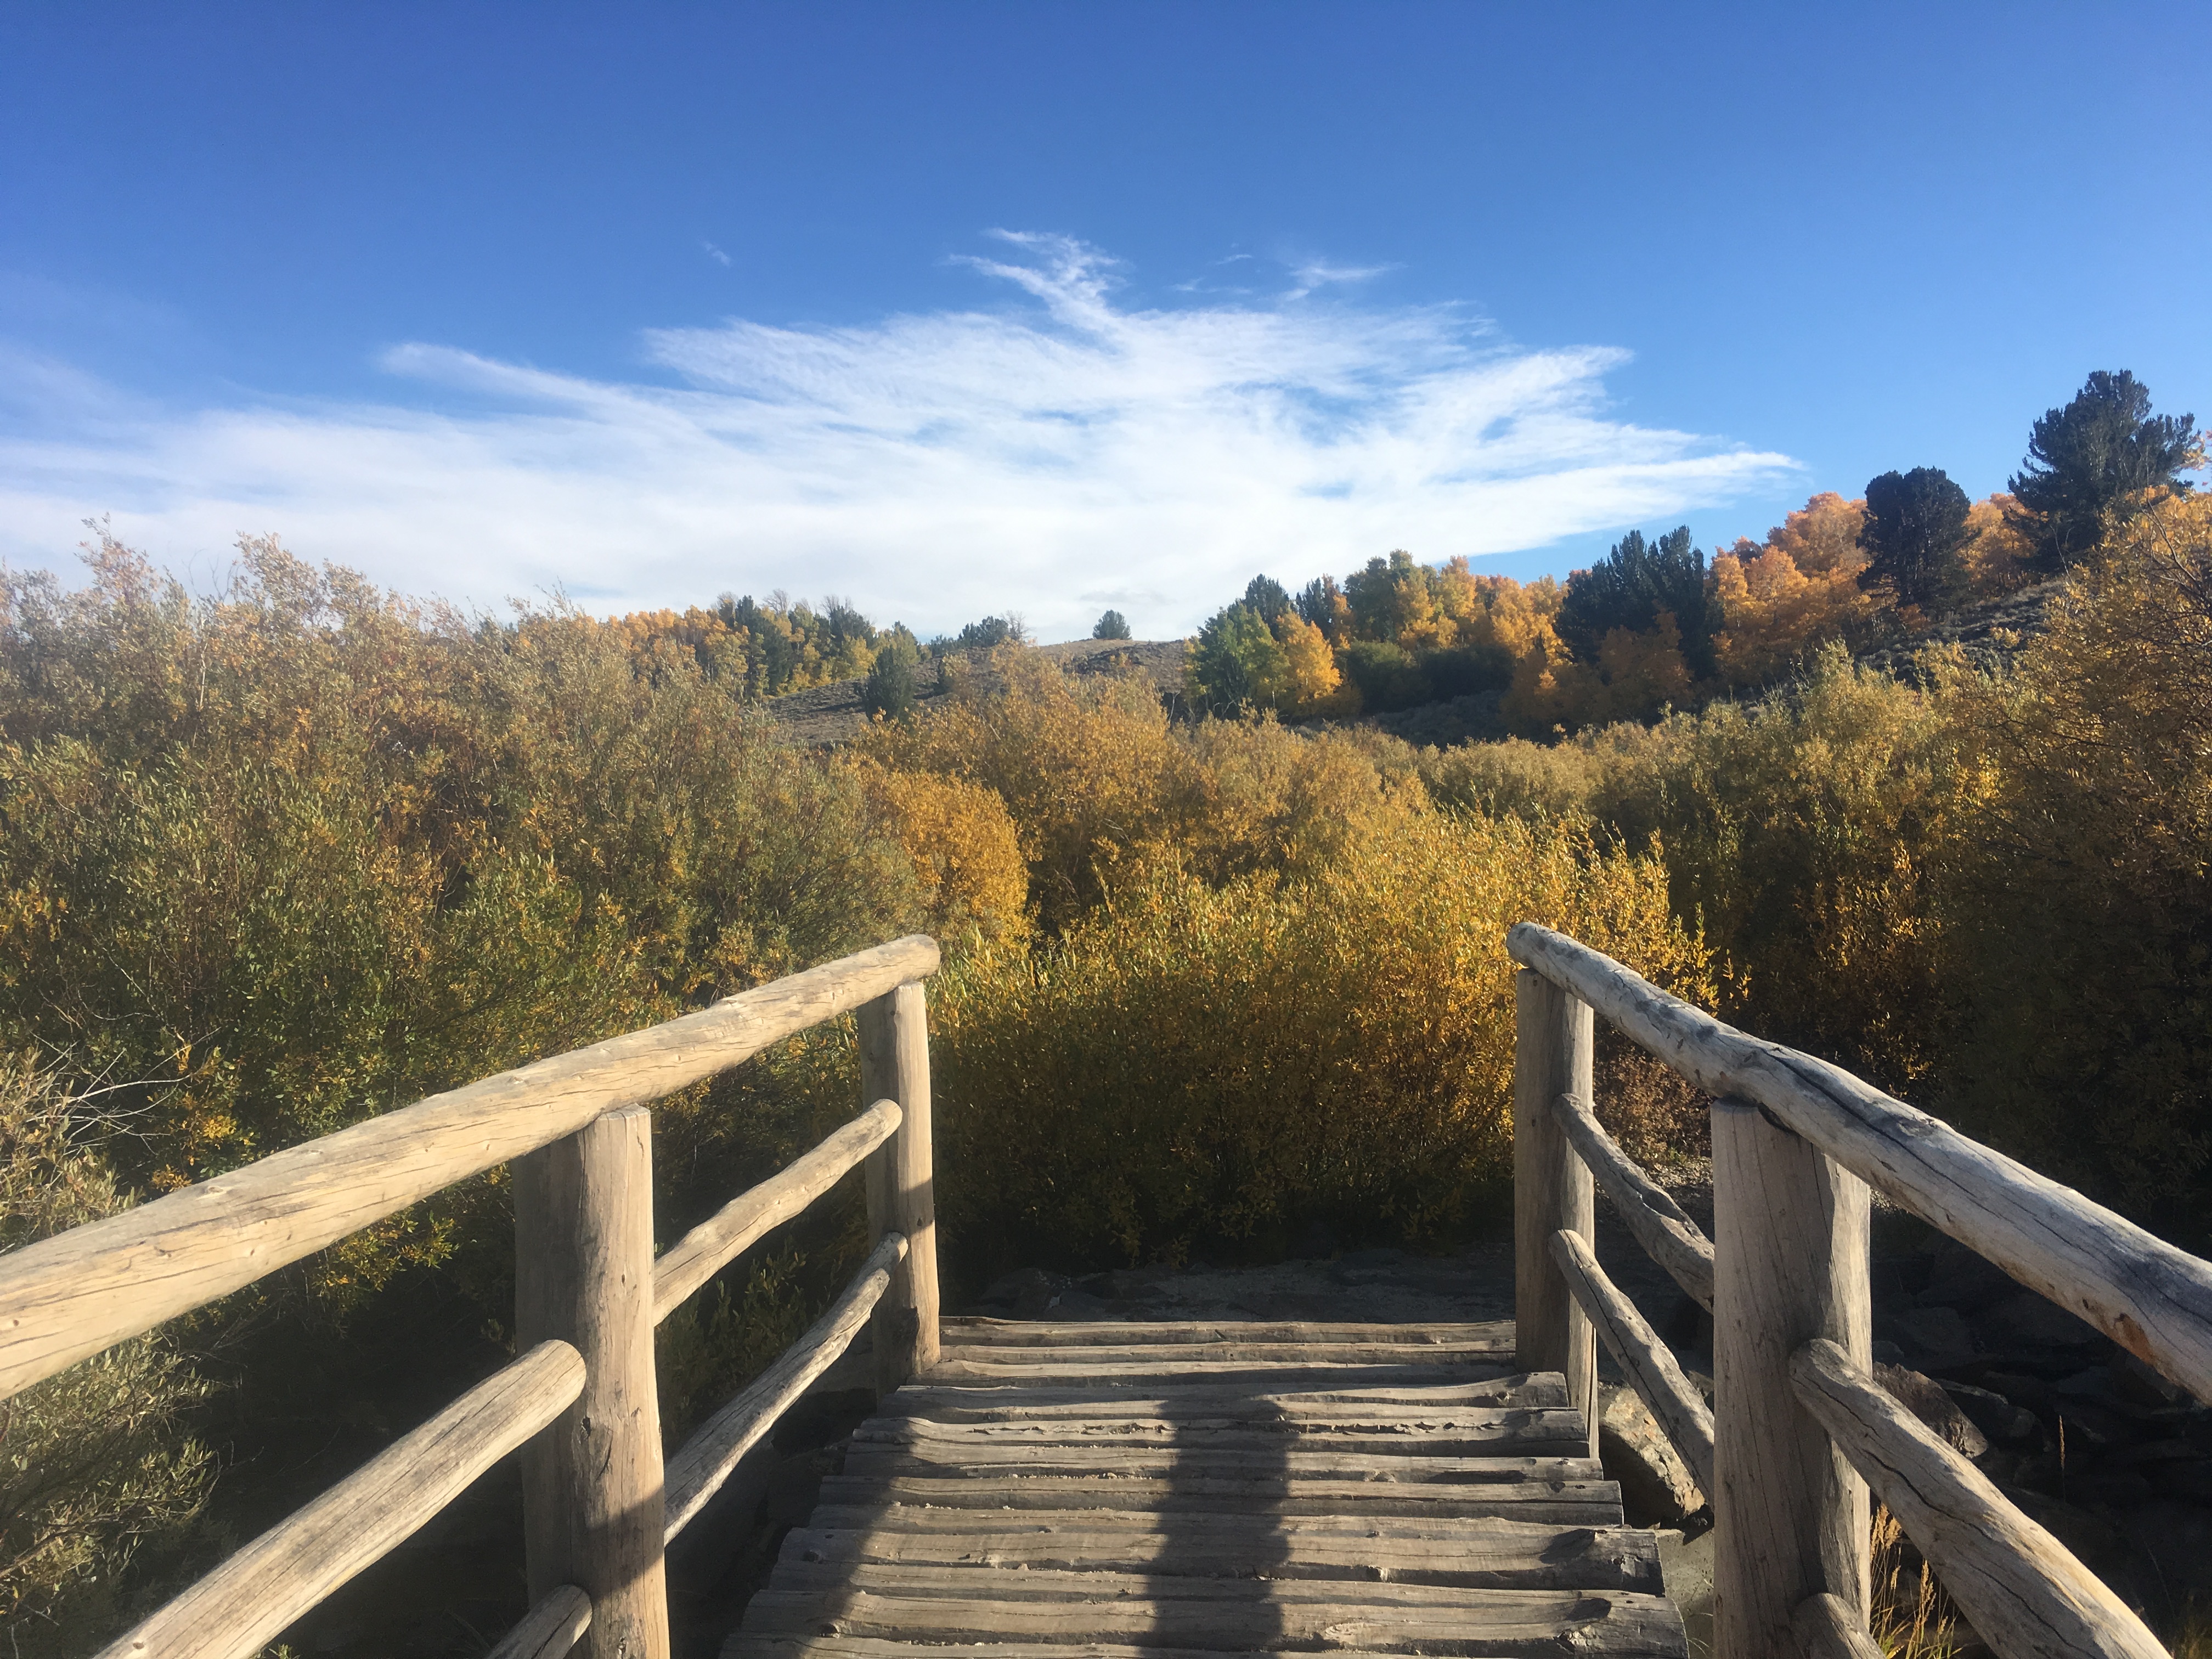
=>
[726,1317,1688,1659]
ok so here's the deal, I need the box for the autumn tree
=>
[2009,370,2203,572]
[1857,467,1972,613]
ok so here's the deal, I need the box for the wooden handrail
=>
[0,934,941,1404]
[95,1341,586,1659]
[484,1587,591,1659]
[663,1230,909,1541]
[1790,1339,2166,1659]
[1509,921,2212,1405]
[1549,1228,1714,1493]
[653,1099,901,1323]
[1549,1091,1714,1312]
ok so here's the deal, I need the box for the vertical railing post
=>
[514,1105,670,1659]
[860,979,939,1393]
[1711,1096,1873,1658]
[1514,968,1597,1457]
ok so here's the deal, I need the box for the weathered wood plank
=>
[0,934,941,1403]
[1710,1097,1870,1658]
[654,1101,899,1323]
[1549,1229,1714,1494]
[1509,920,2212,1405]
[935,1341,1513,1366]
[923,1359,1517,1388]
[737,1583,1685,1655]
[664,1232,906,1541]
[726,1641,1681,1659]
[811,1473,1622,1522]
[1790,1338,2168,1659]
[778,1516,1664,1591]
[1550,1091,1715,1312]
[853,1408,1589,1455]
[799,1506,1615,1541]
[872,1376,1565,1419]
[95,1342,583,1659]
[938,1318,1517,1348]
[839,1445,1598,1482]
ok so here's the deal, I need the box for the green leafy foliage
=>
[1091,609,1132,640]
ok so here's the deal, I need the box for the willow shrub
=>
[927,810,1711,1276]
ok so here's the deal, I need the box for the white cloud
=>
[702,241,732,268]
[0,233,1797,639]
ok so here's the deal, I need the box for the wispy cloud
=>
[0,233,1796,637]
[702,240,732,268]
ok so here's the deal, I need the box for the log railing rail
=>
[1509,921,2209,1659]
[0,933,942,1659]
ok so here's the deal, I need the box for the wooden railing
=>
[0,935,943,1659]
[1510,922,2212,1659]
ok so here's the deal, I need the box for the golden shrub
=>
[927,809,1709,1273]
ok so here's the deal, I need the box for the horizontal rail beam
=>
[1509,921,2212,1404]
[98,1341,586,1659]
[485,1585,591,1659]
[1790,1338,2165,1659]
[653,1100,900,1323]
[1549,1091,1714,1311]
[0,935,939,1404]
[664,1231,907,1542]
[1549,1228,1714,1493]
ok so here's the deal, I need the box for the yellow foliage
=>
[1765,490,1868,577]
[1712,546,1870,685]
[850,763,1029,942]
[930,809,1709,1268]
[1960,492,2038,596]
[1275,610,1346,715]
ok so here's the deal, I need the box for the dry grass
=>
[1869,1505,1965,1658]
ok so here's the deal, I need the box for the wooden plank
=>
[484,1585,592,1659]
[1508,920,2212,1406]
[852,1408,1591,1455]
[935,1341,1513,1366]
[0,933,941,1403]
[923,1359,1517,1388]
[516,1107,670,1659]
[811,1473,1622,1522]
[859,983,939,1387]
[778,1515,1664,1591]
[838,1446,1599,1482]
[1791,1338,2168,1659]
[1710,1097,1870,1659]
[1515,968,1598,1460]
[664,1233,906,1541]
[1550,1091,1715,1312]
[1791,1593,1882,1659]
[737,1583,1685,1655]
[726,1640,1683,1659]
[1549,1229,1715,1493]
[872,1376,1568,1419]
[654,1101,899,1323]
[939,1318,1517,1347]
[94,1342,584,1659]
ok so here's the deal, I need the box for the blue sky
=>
[3,3,2206,640]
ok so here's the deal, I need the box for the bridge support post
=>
[1513,968,1596,1456]
[861,979,939,1393]
[515,1105,670,1659]
[1711,1096,1871,1659]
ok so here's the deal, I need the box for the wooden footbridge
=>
[4,928,2211,1659]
